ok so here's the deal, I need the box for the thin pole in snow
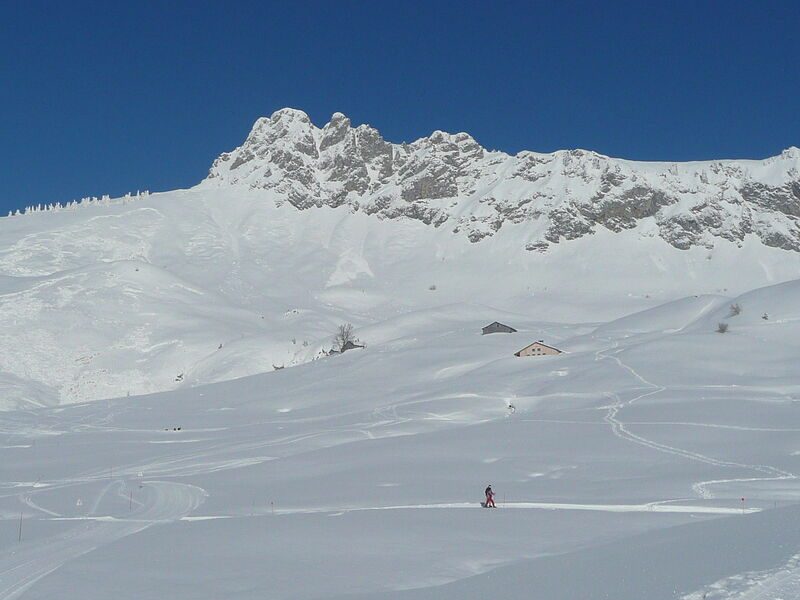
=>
[18,512,23,542]
[271,501,274,516]
[129,491,133,511]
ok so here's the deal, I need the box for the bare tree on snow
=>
[333,323,357,352]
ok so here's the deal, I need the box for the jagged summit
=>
[206,109,800,251]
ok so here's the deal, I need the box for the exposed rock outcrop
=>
[207,108,800,252]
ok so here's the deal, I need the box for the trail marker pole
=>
[129,491,133,511]
[271,501,274,516]
[18,512,23,543]
[741,497,745,514]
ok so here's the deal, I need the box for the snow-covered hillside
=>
[2,142,800,407]
[2,110,800,598]
[2,277,800,598]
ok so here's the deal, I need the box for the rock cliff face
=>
[207,108,800,251]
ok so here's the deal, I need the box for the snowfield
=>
[2,291,800,598]
[2,184,799,409]
[2,119,800,597]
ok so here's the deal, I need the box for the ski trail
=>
[595,342,796,499]
[88,480,122,516]
[19,495,61,518]
[0,407,413,523]
[602,421,800,433]
[0,481,205,600]
[269,501,758,517]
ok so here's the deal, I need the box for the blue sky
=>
[2,1,798,213]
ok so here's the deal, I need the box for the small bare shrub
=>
[728,303,742,317]
[333,323,357,351]
[717,322,729,333]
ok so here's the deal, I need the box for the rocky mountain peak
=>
[206,109,800,252]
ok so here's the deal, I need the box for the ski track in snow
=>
[18,496,61,519]
[595,341,797,500]
[2,333,797,598]
[0,401,420,596]
[268,501,758,517]
[0,481,205,600]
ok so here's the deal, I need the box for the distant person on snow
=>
[484,485,496,508]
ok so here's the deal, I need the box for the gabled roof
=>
[514,340,562,354]
[342,340,364,350]
[482,321,517,331]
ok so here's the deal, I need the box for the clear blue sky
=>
[2,1,798,213]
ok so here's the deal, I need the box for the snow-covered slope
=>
[2,110,800,407]
[2,110,800,598]
[0,189,796,409]
[2,278,800,599]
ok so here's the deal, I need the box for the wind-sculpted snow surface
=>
[1,288,800,598]
[0,481,204,600]
[208,108,800,251]
[357,504,800,600]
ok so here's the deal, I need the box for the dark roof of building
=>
[341,340,365,350]
[482,321,517,332]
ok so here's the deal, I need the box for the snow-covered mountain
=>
[1,108,799,409]
[4,110,800,599]
[208,108,800,251]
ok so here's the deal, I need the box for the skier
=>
[484,484,496,508]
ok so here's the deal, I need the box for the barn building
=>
[482,321,517,335]
[514,341,562,357]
